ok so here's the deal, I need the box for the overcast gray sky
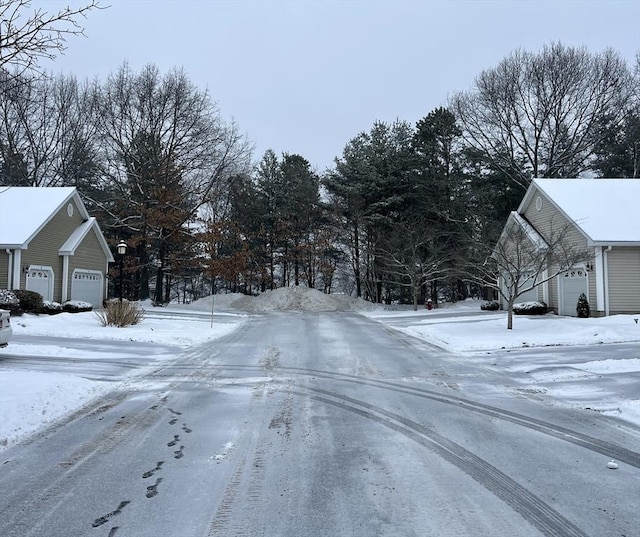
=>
[38,0,640,173]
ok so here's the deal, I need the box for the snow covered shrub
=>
[480,300,500,311]
[0,289,22,315]
[12,289,43,313]
[63,300,93,313]
[95,299,144,327]
[513,301,548,315]
[576,293,590,318]
[41,300,63,315]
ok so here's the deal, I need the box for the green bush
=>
[95,299,145,327]
[513,301,548,315]
[12,289,43,313]
[576,293,590,318]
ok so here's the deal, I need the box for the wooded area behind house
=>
[2,37,638,306]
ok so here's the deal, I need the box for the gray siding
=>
[608,247,640,314]
[0,251,7,289]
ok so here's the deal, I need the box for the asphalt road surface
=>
[1,312,638,537]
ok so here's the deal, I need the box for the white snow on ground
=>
[1,289,639,450]
[374,308,640,352]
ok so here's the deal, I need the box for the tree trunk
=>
[353,221,361,298]
[507,300,514,329]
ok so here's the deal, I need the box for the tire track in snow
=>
[208,364,639,468]
[289,385,588,537]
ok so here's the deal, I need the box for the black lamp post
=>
[116,240,127,302]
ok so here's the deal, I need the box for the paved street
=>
[1,312,638,537]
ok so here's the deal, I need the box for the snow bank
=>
[229,287,376,312]
[0,370,113,448]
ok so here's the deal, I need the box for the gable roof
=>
[0,186,90,247]
[0,187,113,261]
[59,217,114,262]
[492,211,549,261]
[520,178,640,245]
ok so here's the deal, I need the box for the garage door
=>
[26,267,54,301]
[560,268,588,316]
[71,270,103,308]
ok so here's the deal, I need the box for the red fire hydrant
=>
[426,298,433,310]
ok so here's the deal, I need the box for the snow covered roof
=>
[521,179,640,245]
[0,186,88,247]
[59,217,114,262]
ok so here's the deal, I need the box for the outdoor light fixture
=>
[117,240,127,301]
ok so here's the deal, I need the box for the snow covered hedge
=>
[480,300,500,311]
[0,289,21,315]
[63,300,93,313]
[41,301,63,315]
[513,301,548,315]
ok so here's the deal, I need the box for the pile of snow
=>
[167,288,376,313]
[168,293,246,312]
[228,287,376,313]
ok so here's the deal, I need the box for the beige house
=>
[498,178,640,317]
[0,186,114,308]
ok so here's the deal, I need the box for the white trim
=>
[61,255,69,303]
[4,249,13,289]
[594,247,605,312]
[603,246,612,316]
[11,249,21,289]
[541,267,549,304]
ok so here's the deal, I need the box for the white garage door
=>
[71,270,103,308]
[26,267,54,301]
[560,268,588,316]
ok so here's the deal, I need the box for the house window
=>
[535,196,543,211]
[67,203,74,217]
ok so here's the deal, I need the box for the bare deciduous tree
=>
[92,63,252,300]
[0,73,97,186]
[468,212,593,329]
[0,0,100,79]
[450,43,635,190]
[378,220,452,311]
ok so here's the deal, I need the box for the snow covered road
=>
[1,311,638,537]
